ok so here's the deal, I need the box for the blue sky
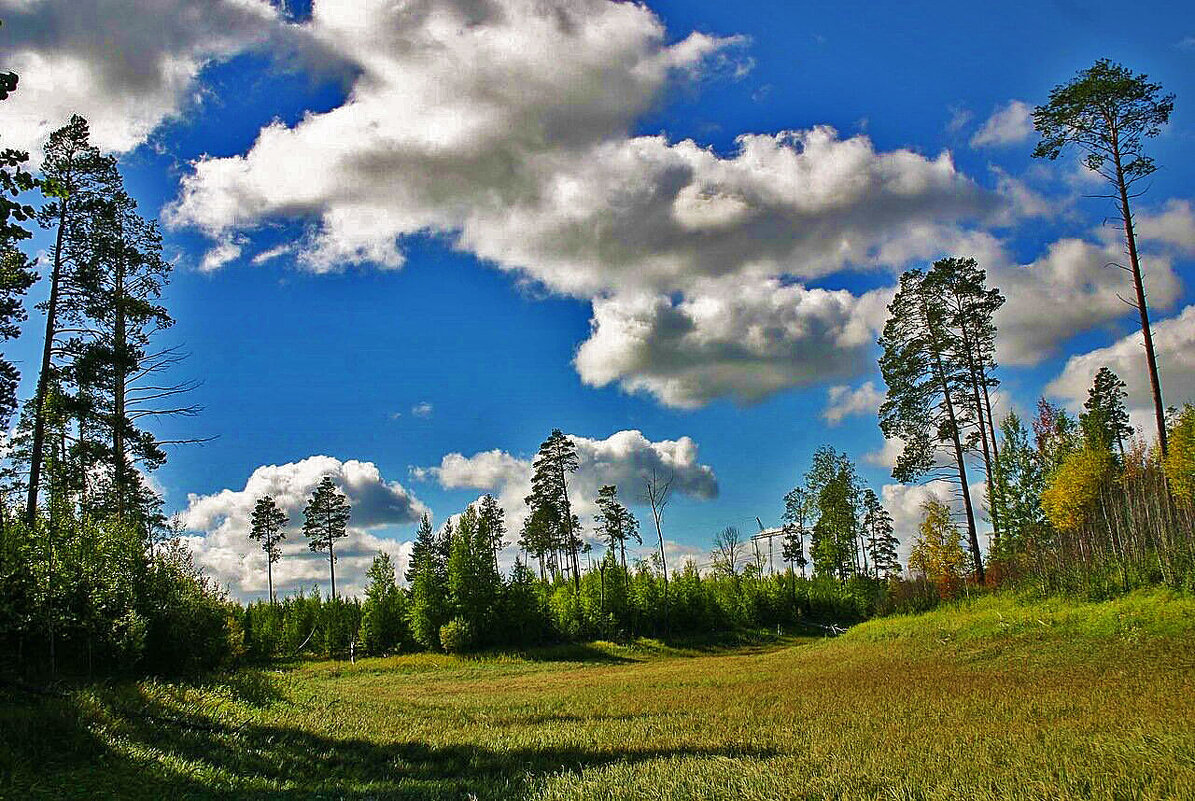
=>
[2,0,1193,597]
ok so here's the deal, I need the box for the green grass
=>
[4,590,1195,799]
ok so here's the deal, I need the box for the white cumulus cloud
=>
[1045,305,1195,420]
[574,280,893,408]
[413,429,718,533]
[0,0,303,155]
[180,455,428,599]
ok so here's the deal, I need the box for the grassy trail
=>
[3,590,1194,799]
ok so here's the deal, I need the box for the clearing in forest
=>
[3,590,1194,800]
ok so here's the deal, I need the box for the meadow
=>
[3,589,1194,800]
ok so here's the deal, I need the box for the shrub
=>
[439,618,473,653]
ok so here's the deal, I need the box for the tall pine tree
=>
[526,429,580,588]
[406,513,449,649]
[248,495,288,604]
[303,476,350,599]
[25,116,117,523]
[879,266,985,583]
[1033,61,1174,456]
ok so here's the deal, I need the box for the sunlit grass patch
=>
[3,590,1194,799]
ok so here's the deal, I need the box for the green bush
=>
[439,618,473,653]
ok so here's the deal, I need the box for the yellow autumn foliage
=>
[1163,404,1195,502]
[908,498,969,593]
[1041,445,1115,534]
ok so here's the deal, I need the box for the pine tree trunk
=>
[113,237,127,524]
[328,530,337,600]
[980,372,1003,550]
[929,329,985,584]
[956,314,1001,550]
[26,197,70,525]
[1114,151,1167,457]
[560,470,580,590]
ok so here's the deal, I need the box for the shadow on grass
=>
[499,642,638,664]
[3,673,778,800]
[483,629,819,666]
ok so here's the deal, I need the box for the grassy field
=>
[3,590,1195,800]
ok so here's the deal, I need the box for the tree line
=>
[237,431,907,659]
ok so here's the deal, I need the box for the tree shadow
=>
[205,668,289,707]
[497,642,637,664]
[8,679,779,799]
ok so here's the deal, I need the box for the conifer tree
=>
[476,493,507,571]
[991,412,1050,559]
[594,484,640,570]
[1079,367,1132,455]
[0,245,35,432]
[25,116,117,523]
[446,505,501,642]
[1034,60,1174,456]
[861,488,900,578]
[70,184,177,527]
[781,485,813,578]
[248,495,288,604]
[361,551,408,655]
[803,446,860,580]
[811,465,858,580]
[526,429,580,587]
[1032,399,1080,473]
[518,501,558,580]
[303,476,350,599]
[924,257,1006,547]
[879,267,985,582]
[0,59,36,530]
[406,513,449,649]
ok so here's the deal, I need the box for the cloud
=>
[822,380,884,425]
[12,0,1180,413]
[1045,305,1195,419]
[996,238,1183,365]
[411,401,433,418]
[180,455,429,599]
[1134,199,1195,256]
[945,105,973,135]
[970,100,1034,148]
[863,436,905,469]
[991,166,1056,221]
[157,0,997,408]
[251,243,295,265]
[0,0,306,156]
[414,429,718,532]
[199,235,246,272]
[881,479,991,568]
[574,280,893,408]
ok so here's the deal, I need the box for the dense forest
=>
[1,52,1193,678]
